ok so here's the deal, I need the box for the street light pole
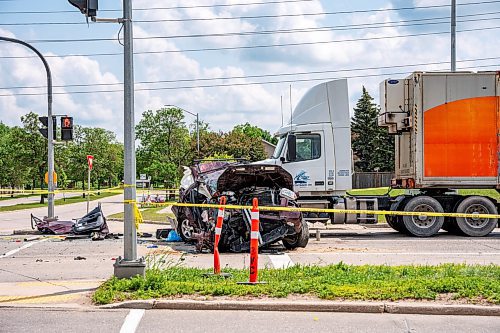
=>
[196,112,200,155]
[0,36,55,219]
[165,105,200,156]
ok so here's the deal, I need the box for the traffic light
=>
[68,0,98,17]
[61,116,74,141]
[39,116,56,140]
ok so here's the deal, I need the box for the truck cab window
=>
[272,135,287,159]
[295,134,321,161]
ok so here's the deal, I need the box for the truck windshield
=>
[272,135,287,159]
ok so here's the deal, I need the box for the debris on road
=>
[30,204,109,238]
[23,236,41,242]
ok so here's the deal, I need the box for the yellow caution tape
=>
[137,201,500,219]
[124,200,144,230]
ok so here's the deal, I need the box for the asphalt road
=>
[0,308,499,333]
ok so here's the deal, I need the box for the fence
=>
[352,172,394,189]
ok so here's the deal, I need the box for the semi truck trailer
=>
[259,71,500,237]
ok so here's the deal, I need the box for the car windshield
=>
[272,135,287,159]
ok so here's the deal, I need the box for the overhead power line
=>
[0,0,316,15]
[0,58,497,94]
[1,64,497,98]
[1,0,499,22]
[1,10,499,28]
[1,13,499,60]
[16,26,499,55]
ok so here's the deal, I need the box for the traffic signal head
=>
[39,116,56,140]
[68,0,98,17]
[61,116,74,141]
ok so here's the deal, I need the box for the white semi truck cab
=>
[259,79,380,224]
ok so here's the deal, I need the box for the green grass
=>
[108,205,174,222]
[0,191,119,212]
[93,262,500,305]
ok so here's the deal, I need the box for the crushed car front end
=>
[172,163,309,252]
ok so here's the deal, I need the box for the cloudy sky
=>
[0,0,498,140]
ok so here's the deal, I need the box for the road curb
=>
[100,299,500,316]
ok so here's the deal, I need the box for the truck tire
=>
[441,217,463,235]
[282,221,309,250]
[455,196,498,237]
[386,215,408,233]
[402,196,444,237]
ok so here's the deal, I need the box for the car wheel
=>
[402,196,444,237]
[455,196,498,237]
[282,221,309,250]
[177,218,194,242]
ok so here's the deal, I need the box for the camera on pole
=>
[39,116,56,140]
[60,116,74,141]
[68,0,98,18]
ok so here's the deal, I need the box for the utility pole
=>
[114,0,145,278]
[451,0,456,72]
[67,0,144,278]
[0,37,55,219]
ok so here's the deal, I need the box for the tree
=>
[136,107,192,186]
[233,122,278,144]
[351,87,394,172]
[63,126,123,189]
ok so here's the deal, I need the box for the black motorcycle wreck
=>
[171,162,309,253]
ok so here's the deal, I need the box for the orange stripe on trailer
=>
[424,96,499,177]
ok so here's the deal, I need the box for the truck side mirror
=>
[287,134,297,161]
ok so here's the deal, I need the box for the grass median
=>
[0,191,119,212]
[93,262,500,305]
[108,205,174,222]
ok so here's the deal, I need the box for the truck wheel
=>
[177,218,194,242]
[455,196,498,237]
[282,221,309,250]
[402,196,444,237]
[386,215,408,233]
[442,217,463,235]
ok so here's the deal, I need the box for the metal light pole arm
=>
[0,36,55,218]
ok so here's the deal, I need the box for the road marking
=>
[0,238,48,259]
[302,252,500,255]
[120,309,145,333]
[268,253,294,268]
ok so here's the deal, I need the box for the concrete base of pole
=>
[113,256,146,279]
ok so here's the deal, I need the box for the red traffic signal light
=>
[61,116,74,141]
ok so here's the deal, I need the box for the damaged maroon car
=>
[171,163,309,253]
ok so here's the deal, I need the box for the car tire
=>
[282,221,309,250]
[177,218,195,242]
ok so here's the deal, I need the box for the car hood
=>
[217,164,293,192]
